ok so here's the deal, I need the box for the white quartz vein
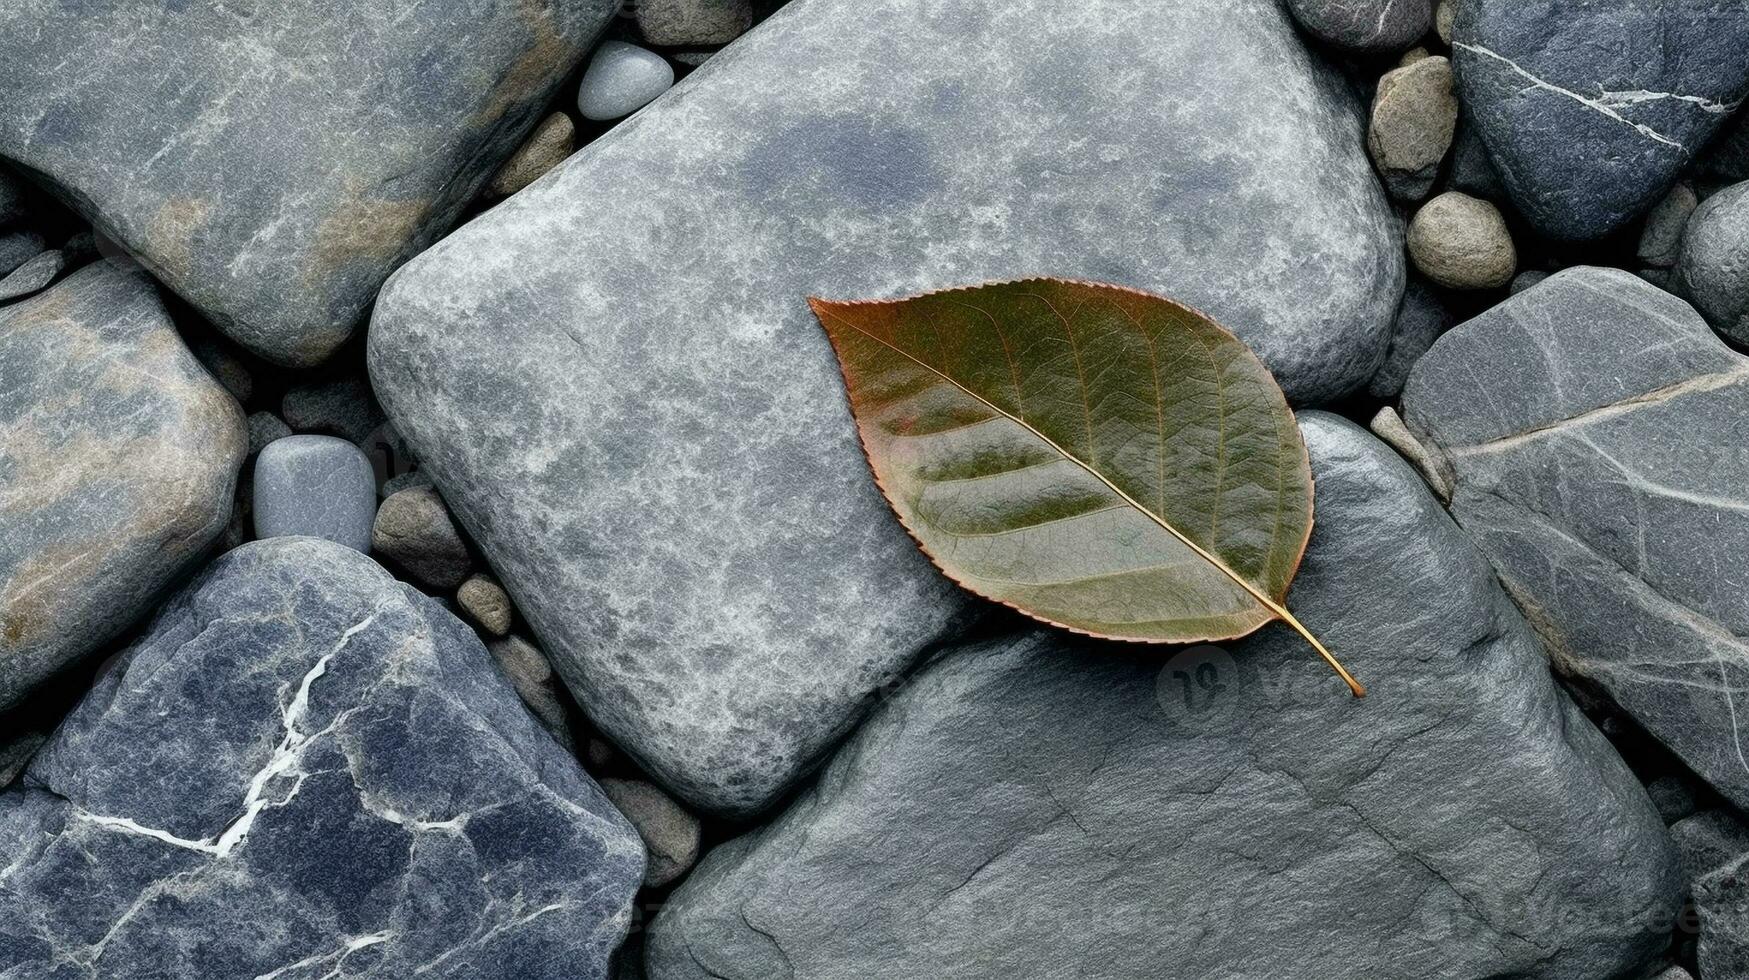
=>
[252,931,395,980]
[1451,368,1749,457]
[1454,42,1726,149]
[69,610,382,858]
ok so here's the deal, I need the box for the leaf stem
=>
[1271,605,1366,697]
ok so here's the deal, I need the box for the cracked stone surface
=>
[0,261,244,712]
[644,413,1679,980]
[1402,266,1749,813]
[0,0,617,366]
[1453,0,1749,241]
[370,0,1404,820]
[0,537,644,979]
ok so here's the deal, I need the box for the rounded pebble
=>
[252,435,377,553]
[634,0,753,47]
[373,485,472,589]
[1406,191,1516,290]
[1286,0,1432,54]
[1676,180,1749,344]
[599,778,702,888]
[457,573,514,637]
[578,41,675,122]
[1368,56,1458,201]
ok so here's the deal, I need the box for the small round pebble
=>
[599,778,702,888]
[0,248,67,302]
[373,485,472,589]
[1406,191,1517,290]
[489,113,575,198]
[1436,0,1456,44]
[1638,183,1698,269]
[1677,181,1749,344]
[633,0,753,47]
[488,634,575,749]
[578,41,675,122]
[1397,46,1431,68]
[252,435,377,553]
[1368,56,1458,201]
[457,573,514,637]
[1285,0,1431,54]
[380,469,433,498]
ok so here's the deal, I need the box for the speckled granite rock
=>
[370,0,1403,819]
[0,262,244,712]
[1453,0,1749,241]
[0,0,617,366]
[646,414,1679,980]
[0,538,644,979]
[1402,266,1749,811]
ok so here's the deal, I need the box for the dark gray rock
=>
[599,779,701,889]
[1368,274,1455,398]
[1509,269,1551,295]
[1368,56,1459,201]
[0,0,618,366]
[1640,182,1699,269]
[0,170,26,227]
[0,232,42,278]
[1676,180,1749,344]
[1287,0,1432,54]
[0,731,44,788]
[1699,852,1749,977]
[282,372,387,445]
[252,435,377,554]
[1402,266,1749,811]
[1647,774,1702,825]
[1453,0,1749,241]
[373,486,471,590]
[0,262,244,712]
[246,411,294,458]
[1446,119,1506,201]
[0,538,645,979]
[370,0,1403,819]
[1673,809,1749,884]
[187,333,255,403]
[633,0,754,47]
[646,413,1679,980]
[0,249,67,304]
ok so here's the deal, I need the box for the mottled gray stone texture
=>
[1676,180,1749,345]
[1402,267,1749,811]
[1368,274,1455,398]
[0,261,244,712]
[1453,0,1749,241]
[0,0,617,366]
[0,538,645,979]
[371,0,1404,819]
[252,435,377,554]
[1287,0,1432,55]
[646,414,1679,980]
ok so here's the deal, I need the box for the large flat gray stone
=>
[644,413,1679,980]
[1402,266,1749,811]
[0,0,616,366]
[0,261,244,711]
[370,0,1404,820]
[0,537,645,979]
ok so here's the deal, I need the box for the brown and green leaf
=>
[810,277,1362,695]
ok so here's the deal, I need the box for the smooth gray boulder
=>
[0,0,617,366]
[370,0,1404,819]
[252,435,376,554]
[1402,266,1749,812]
[0,262,244,712]
[1453,0,1749,241]
[0,538,645,979]
[1676,180,1749,344]
[645,413,1679,980]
